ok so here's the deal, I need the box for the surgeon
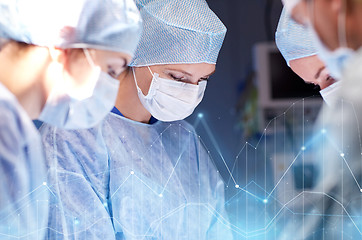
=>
[275,8,340,106]
[0,0,141,239]
[40,0,233,239]
[277,0,362,239]
[281,0,362,80]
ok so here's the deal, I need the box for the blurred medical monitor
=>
[254,42,323,133]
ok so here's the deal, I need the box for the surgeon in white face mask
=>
[276,7,340,106]
[278,1,362,239]
[282,0,362,77]
[281,0,362,106]
[125,63,213,122]
[40,0,233,239]
[0,0,142,239]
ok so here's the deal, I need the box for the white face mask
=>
[308,0,354,80]
[38,49,119,129]
[133,67,207,122]
[319,81,342,106]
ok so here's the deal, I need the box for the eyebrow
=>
[165,68,216,78]
[314,66,325,80]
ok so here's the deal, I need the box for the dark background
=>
[187,0,284,176]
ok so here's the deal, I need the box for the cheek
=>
[134,68,154,96]
[65,57,95,89]
[138,77,152,95]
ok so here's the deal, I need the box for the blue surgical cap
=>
[0,0,142,56]
[275,8,317,66]
[130,0,227,67]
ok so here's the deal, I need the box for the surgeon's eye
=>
[170,73,186,82]
[108,66,123,79]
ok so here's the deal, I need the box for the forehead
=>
[289,54,324,83]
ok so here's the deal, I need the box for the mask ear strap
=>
[132,67,137,84]
[338,0,348,48]
[307,0,315,28]
[132,67,143,92]
[83,48,96,68]
[147,66,154,76]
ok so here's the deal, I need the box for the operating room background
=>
[186,1,316,238]
[187,0,283,188]
[32,0,313,238]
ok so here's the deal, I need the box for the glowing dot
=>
[130,171,134,175]
[321,129,327,134]
[235,184,239,188]
[159,193,163,198]
[340,153,345,157]
[263,199,268,204]
[198,113,204,118]
[103,202,108,207]
[42,182,47,186]
[74,219,80,225]
[301,146,306,151]
[360,189,362,193]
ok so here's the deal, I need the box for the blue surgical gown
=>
[40,110,233,239]
[0,83,48,240]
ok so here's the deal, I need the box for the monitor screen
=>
[269,52,321,99]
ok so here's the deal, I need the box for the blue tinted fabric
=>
[275,8,317,66]
[130,0,227,66]
[0,0,142,56]
[40,113,233,239]
[0,83,48,240]
[111,106,158,124]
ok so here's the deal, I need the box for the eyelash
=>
[170,74,209,82]
[170,74,184,81]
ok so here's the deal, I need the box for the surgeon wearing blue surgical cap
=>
[276,8,341,105]
[40,0,233,239]
[0,0,142,239]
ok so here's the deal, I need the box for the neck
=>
[0,44,49,119]
[115,68,152,123]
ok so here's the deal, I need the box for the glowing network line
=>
[4,99,362,239]
[192,98,362,237]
